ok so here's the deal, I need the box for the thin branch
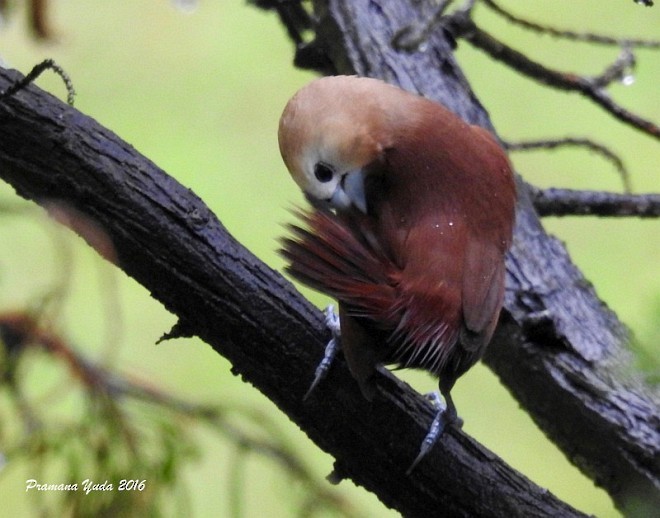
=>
[530,186,660,217]
[480,0,660,48]
[591,44,635,89]
[446,12,660,140]
[505,137,631,192]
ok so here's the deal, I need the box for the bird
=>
[278,75,516,471]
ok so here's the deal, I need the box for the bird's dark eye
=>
[314,163,334,183]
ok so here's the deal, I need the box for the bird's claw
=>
[406,391,456,475]
[304,305,341,400]
[423,391,445,410]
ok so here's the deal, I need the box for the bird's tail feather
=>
[280,209,397,321]
[280,209,460,374]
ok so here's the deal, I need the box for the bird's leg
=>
[406,388,462,474]
[304,305,341,400]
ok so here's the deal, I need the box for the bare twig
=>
[506,137,631,192]
[529,186,660,217]
[446,13,660,140]
[480,0,660,48]
[0,59,74,106]
[591,45,635,89]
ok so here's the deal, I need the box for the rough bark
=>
[0,0,657,515]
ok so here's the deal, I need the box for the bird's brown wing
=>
[460,238,506,353]
[458,125,515,353]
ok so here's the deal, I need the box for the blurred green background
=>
[0,1,657,516]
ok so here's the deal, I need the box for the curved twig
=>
[480,0,660,48]
[0,59,75,106]
[505,137,631,192]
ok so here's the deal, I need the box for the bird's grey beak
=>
[330,170,367,214]
[304,192,331,212]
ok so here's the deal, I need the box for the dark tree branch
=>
[1,0,659,514]
[0,67,585,518]
[246,0,337,73]
[444,12,660,140]
[248,0,312,46]
[480,0,660,48]
[530,186,660,217]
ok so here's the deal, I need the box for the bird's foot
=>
[304,305,341,400]
[406,392,461,474]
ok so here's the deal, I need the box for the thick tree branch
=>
[0,67,584,517]
[530,186,660,217]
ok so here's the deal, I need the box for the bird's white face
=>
[289,129,372,213]
[297,141,348,202]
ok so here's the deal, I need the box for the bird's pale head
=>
[278,76,407,213]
